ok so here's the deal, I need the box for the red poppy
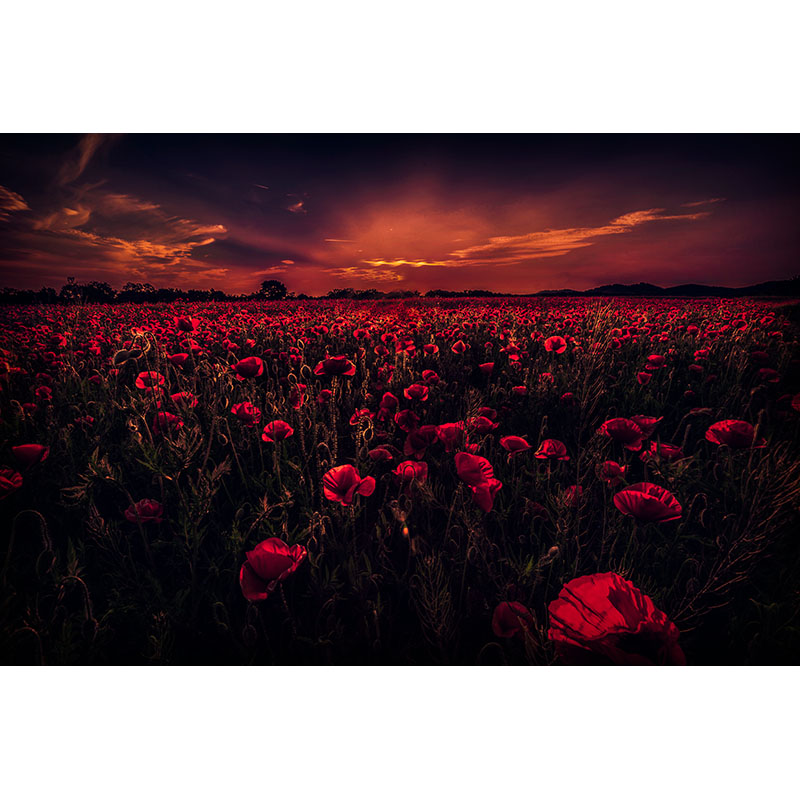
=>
[492,601,535,639]
[534,439,569,460]
[455,452,495,487]
[12,444,50,470]
[404,383,429,402]
[423,344,439,355]
[637,371,652,385]
[317,389,333,405]
[239,538,307,602]
[597,418,644,451]
[613,482,682,522]
[642,442,685,462]
[705,420,766,449]
[467,415,498,435]
[472,477,503,512]
[630,415,662,438]
[313,356,356,377]
[230,357,264,381]
[368,446,395,462]
[563,485,584,507]
[422,369,440,385]
[322,465,376,506]
[645,354,666,370]
[544,335,567,354]
[450,339,468,354]
[152,411,184,436]
[262,420,294,442]
[124,499,164,524]
[394,409,420,432]
[403,425,438,458]
[512,385,527,396]
[0,466,23,499]
[599,460,627,486]
[479,362,494,375]
[455,453,502,511]
[393,460,428,485]
[231,402,262,427]
[436,423,465,452]
[548,572,685,665]
[135,371,166,390]
[170,391,198,409]
[500,435,531,457]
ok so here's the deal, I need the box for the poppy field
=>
[1,297,799,665]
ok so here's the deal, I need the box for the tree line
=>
[0,278,504,305]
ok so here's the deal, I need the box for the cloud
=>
[0,185,30,220]
[252,266,289,276]
[682,197,726,208]
[56,134,110,186]
[325,266,404,283]
[441,207,711,267]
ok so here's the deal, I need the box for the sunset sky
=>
[0,134,796,295]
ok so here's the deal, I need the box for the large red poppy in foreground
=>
[705,419,766,449]
[239,538,307,601]
[548,572,685,665]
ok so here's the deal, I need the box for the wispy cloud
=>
[0,185,30,220]
[415,207,711,268]
[681,197,726,208]
[56,134,111,186]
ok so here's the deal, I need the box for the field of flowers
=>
[1,297,799,664]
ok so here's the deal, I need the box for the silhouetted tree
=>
[259,280,288,300]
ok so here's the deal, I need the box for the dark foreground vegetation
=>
[1,297,799,664]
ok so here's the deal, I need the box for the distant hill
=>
[537,278,800,298]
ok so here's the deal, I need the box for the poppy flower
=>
[637,371,652,385]
[455,452,495,487]
[630,415,662,438]
[152,411,184,436]
[645,354,666,370]
[534,439,569,460]
[599,460,626,487]
[317,389,333,405]
[422,369,440,385]
[544,335,567,354]
[423,344,439,355]
[467,416,498,435]
[170,391,198,409]
[124,499,164,524]
[472,477,503,512]
[642,442,685,462]
[451,339,468,354]
[479,362,494,375]
[403,425,438,459]
[12,444,50,470]
[314,356,356,377]
[613,482,682,522]
[322,465,376,506]
[404,383,429,402]
[394,409,420,432]
[231,356,264,380]
[597,418,644,451]
[436,423,465,452]
[368,446,395,462]
[231,402,262,427]
[548,572,685,665]
[239,537,307,602]
[135,371,166,390]
[500,435,531,458]
[563,485,584,507]
[393,460,428,485]
[492,601,535,639]
[705,420,766,449]
[512,385,528,396]
[262,420,294,442]
[0,466,23,499]
[168,353,190,367]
